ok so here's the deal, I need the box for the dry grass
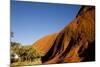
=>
[11,58,42,67]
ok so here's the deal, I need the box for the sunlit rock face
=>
[32,6,95,64]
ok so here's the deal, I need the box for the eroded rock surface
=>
[33,6,95,64]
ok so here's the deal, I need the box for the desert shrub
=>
[11,42,44,63]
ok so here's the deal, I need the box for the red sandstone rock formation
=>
[33,6,95,64]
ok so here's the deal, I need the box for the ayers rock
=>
[33,6,95,64]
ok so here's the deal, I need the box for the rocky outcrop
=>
[32,6,95,64]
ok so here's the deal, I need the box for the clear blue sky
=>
[11,1,81,45]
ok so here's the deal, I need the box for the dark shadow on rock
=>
[79,41,95,61]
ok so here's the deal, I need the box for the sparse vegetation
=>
[11,42,44,66]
